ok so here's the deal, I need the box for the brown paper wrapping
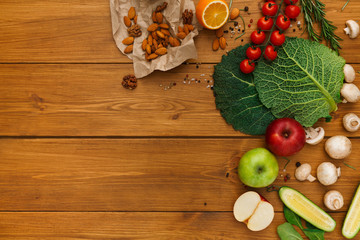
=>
[110,0,201,78]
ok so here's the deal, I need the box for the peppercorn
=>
[244,6,249,12]
[296,162,301,167]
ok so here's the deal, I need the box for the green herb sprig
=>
[300,0,342,53]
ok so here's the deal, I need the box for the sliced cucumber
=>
[279,186,336,232]
[343,184,360,239]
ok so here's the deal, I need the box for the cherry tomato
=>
[262,1,278,16]
[264,45,277,61]
[270,30,285,46]
[276,15,291,31]
[251,30,266,45]
[240,59,255,74]
[284,0,298,4]
[257,16,274,31]
[285,5,301,19]
[246,46,262,60]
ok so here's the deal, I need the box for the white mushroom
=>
[343,113,360,132]
[344,20,359,39]
[325,135,352,159]
[324,190,344,211]
[304,127,325,145]
[317,162,341,186]
[295,163,316,182]
[344,64,356,83]
[341,83,360,103]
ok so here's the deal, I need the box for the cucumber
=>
[279,186,336,232]
[342,184,360,239]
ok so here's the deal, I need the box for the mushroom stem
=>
[307,174,316,182]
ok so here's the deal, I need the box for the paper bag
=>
[110,0,200,78]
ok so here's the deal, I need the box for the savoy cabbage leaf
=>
[213,44,276,135]
[254,37,345,127]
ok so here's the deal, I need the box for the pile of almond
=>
[213,28,227,51]
[122,7,141,54]
[142,2,195,61]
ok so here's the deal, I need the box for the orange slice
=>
[196,0,229,30]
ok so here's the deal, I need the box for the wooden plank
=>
[0,0,359,63]
[0,138,359,212]
[0,212,347,239]
[0,64,360,136]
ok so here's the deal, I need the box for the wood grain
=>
[0,63,359,136]
[0,138,359,212]
[0,212,347,239]
[0,0,359,63]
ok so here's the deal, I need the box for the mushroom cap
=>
[325,135,352,159]
[343,64,356,83]
[343,113,360,132]
[341,83,360,103]
[304,127,325,145]
[344,20,359,39]
[324,190,344,211]
[295,163,312,181]
[317,162,339,186]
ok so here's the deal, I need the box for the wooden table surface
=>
[0,0,359,239]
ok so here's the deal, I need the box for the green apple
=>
[238,148,279,188]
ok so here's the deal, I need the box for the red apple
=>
[265,118,306,156]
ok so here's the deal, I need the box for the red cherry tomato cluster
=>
[240,0,301,74]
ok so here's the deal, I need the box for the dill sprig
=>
[300,0,342,53]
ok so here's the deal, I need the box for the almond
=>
[155,47,167,55]
[146,44,151,54]
[219,37,226,49]
[177,31,186,39]
[147,23,159,32]
[152,12,157,22]
[158,43,164,49]
[160,28,170,36]
[187,24,194,31]
[156,12,163,24]
[216,28,224,38]
[212,38,220,51]
[148,53,158,60]
[230,8,240,20]
[148,35,153,46]
[128,7,136,20]
[124,16,132,27]
[156,30,165,39]
[178,26,184,33]
[153,38,158,49]
[134,15,138,24]
[169,37,175,46]
[152,31,158,40]
[142,39,147,51]
[151,44,156,53]
[122,37,134,45]
[159,23,169,29]
[124,45,133,54]
[145,52,149,60]
[183,24,189,35]
[173,38,180,46]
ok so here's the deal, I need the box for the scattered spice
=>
[293,29,296,32]
[226,172,229,178]
[182,9,193,24]
[244,6,249,12]
[248,24,251,28]
[250,19,253,23]
[296,162,301,167]
[122,74,137,90]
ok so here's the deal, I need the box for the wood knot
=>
[172,114,180,120]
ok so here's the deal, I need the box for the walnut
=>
[122,74,137,90]
[155,2,168,12]
[182,9,193,25]
[127,24,142,37]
